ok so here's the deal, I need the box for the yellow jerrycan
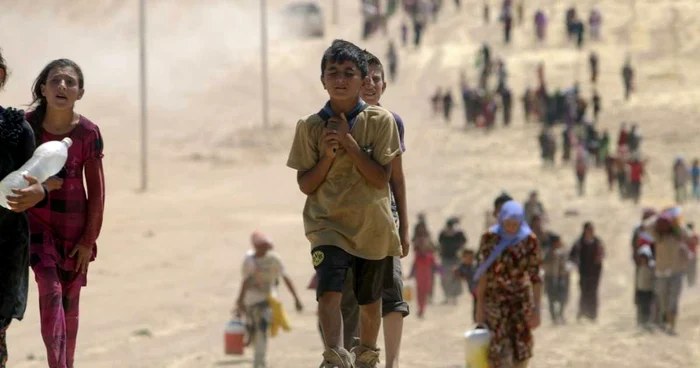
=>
[464,325,491,368]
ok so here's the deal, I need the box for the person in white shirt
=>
[234,232,303,368]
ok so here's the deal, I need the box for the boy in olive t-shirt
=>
[287,40,402,368]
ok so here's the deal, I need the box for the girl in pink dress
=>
[411,223,438,318]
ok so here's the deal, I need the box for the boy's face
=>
[253,241,271,256]
[360,64,386,106]
[322,60,366,101]
[463,253,474,264]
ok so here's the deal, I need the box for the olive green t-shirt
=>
[287,105,402,260]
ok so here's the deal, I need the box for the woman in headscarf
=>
[475,201,542,368]
[569,222,605,321]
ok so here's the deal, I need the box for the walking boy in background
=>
[287,39,403,368]
[454,249,478,321]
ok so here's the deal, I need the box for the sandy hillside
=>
[1,0,700,367]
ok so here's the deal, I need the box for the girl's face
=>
[502,219,521,235]
[41,66,83,110]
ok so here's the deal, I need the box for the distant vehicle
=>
[282,1,324,38]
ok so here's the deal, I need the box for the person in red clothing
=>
[627,154,646,204]
[26,59,105,368]
[617,123,629,150]
[410,223,437,319]
[410,237,437,319]
[687,223,698,287]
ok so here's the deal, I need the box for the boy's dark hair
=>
[321,39,369,78]
[494,192,513,210]
[363,50,385,82]
[461,248,475,257]
[0,48,7,89]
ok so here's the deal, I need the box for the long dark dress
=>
[569,236,604,320]
[439,229,467,299]
[0,106,35,322]
[0,106,37,366]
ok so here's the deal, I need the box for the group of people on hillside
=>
[491,4,603,46]
[362,0,402,39]
[429,43,513,129]
[400,0,464,49]
[0,51,106,368]
[520,53,646,199]
[631,208,698,333]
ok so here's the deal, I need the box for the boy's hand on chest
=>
[327,114,353,148]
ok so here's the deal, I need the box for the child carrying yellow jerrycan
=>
[464,325,491,368]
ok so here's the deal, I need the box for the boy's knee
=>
[319,292,343,308]
[360,299,382,313]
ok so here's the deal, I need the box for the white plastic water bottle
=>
[0,137,72,210]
